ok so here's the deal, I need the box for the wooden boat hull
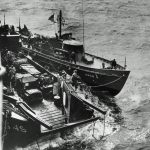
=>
[22,47,130,96]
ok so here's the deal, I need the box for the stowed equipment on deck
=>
[2,53,106,141]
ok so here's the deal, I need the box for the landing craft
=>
[2,49,106,149]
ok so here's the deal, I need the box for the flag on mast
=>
[48,14,56,23]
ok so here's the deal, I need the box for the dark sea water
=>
[1,0,150,149]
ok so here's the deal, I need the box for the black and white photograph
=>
[0,0,150,150]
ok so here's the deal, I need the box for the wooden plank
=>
[49,118,65,124]
[18,102,53,130]
[41,115,65,122]
[53,124,65,129]
[45,117,65,123]
[39,111,62,118]
[41,122,65,132]
[47,114,65,119]
[40,117,100,136]
[39,113,64,120]
[53,121,65,126]
[41,108,57,113]
[39,108,62,114]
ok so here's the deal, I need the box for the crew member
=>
[70,51,76,64]
[55,33,58,39]
[38,75,45,88]
[18,51,24,58]
[111,59,117,69]
[8,65,16,90]
[102,62,105,69]
[71,70,80,90]
[44,65,50,71]
[61,70,67,79]
[6,51,12,66]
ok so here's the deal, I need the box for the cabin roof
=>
[63,40,83,46]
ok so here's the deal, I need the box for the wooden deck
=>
[30,99,66,133]
[76,54,111,69]
[22,45,120,70]
[14,99,66,150]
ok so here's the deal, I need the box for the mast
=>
[0,53,6,150]
[19,17,21,30]
[124,57,127,69]
[4,14,5,25]
[82,0,85,49]
[59,10,62,39]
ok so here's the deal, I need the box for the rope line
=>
[89,75,124,88]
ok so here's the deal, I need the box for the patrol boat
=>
[19,10,130,96]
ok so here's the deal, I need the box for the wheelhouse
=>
[62,40,84,62]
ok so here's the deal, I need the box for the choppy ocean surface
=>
[1,0,150,149]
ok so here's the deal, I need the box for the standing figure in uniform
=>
[71,70,81,90]
[111,59,117,69]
